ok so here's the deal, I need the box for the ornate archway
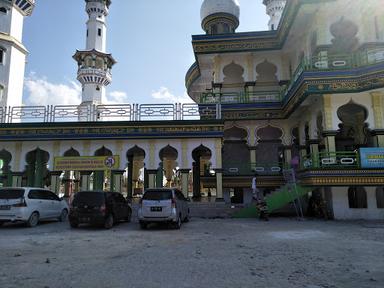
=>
[159,145,178,188]
[192,145,212,198]
[126,145,146,197]
[93,146,113,191]
[25,148,50,188]
[336,101,371,151]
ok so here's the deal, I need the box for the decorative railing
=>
[0,103,221,123]
[223,161,284,176]
[301,151,360,169]
[199,48,384,105]
[200,90,281,104]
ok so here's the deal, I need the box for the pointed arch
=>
[223,125,248,141]
[94,146,113,156]
[63,147,80,157]
[127,145,146,159]
[336,101,371,150]
[25,148,50,188]
[256,60,279,84]
[222,62,244,84]
[159,145,178,161]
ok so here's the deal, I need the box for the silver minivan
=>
[0,187,69,227]
[138,188,190,229]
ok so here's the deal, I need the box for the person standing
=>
[252,173,263,202]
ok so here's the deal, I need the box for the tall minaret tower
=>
[0,0,35,107]
[73,0,116,105]
[263,0,286,31]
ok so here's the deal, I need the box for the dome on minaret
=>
[200,0,240,35]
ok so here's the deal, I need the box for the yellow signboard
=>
[54,156,120,171]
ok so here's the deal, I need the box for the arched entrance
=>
[93,146,112,190]
[192,145,212,199]
[25,148,50,188]
[256,125,283,174]
[223,126,249,203]
[336,101,372,151]
[126,145,146,198]
[159,145,178,188]
[62,148,81,198]
[0,149,12,187]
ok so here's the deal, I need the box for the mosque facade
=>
[1,0,384,220]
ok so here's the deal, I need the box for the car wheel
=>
[0,221,5,227]
[27,212,39,227]
[174,215,182,229]
[139,221,147,229]
[104,214,114,229]
[58,209,68,222]
[70,221,79,228]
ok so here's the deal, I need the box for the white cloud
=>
[24,73,81,106]
[151,87,191,104]
[103,91,130,104]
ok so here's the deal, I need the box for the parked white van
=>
[0,187,69,227]
[138,188,190,229]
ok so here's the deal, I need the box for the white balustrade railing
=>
[0,103,221,123]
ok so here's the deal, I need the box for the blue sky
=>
[23,0,269,105]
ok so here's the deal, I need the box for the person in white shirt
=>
[252,173,263,202]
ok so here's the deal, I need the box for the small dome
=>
[200,0,240,23]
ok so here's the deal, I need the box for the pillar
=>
[371,131,384,147]
[371,91,384,146]
[127,156,134,197]
[112,170,125,193]
[283,145,292,168]
[309,139,320,168]
[50,171,62,195]
[215,169,223,201]
[34,149,43,188]
[213,55,222,83]
[249,147,257,170]
[80,171,92,191]
[12,172,23,188]
[146,169,158,189]
[192,161,201,198]
[156,162,164,188]
[179,169,190,198]
[323,94,334,131]
[323,131,337,153]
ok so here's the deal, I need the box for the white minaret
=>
[0,0,35,107]
[263,0,286,31]
[73,0,115,105]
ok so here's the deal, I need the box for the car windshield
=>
[143,190,172,201]
[0,189,24,199]
[72,192,105,205]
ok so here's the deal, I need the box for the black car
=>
[69,191,132,229]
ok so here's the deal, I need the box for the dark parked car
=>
[69,191,132,229]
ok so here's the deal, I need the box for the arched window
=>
[376,187,384,208]
[348,187,367,209]
[0,7,7,14]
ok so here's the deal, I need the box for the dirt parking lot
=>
[0,218,383,288]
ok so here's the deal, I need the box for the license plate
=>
[80,217,90,222]
[151,207,162,212]
[0,205,11,210]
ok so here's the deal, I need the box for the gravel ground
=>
[0,218,383,288]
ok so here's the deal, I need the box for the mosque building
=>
[1,0,384,220]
